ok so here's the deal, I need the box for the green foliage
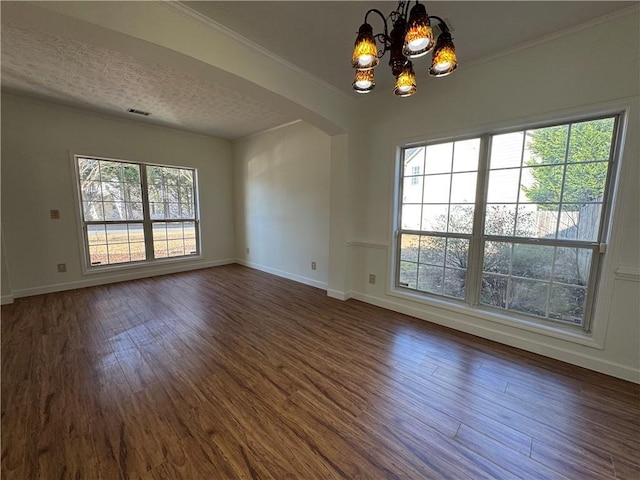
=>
[522,119,613,211]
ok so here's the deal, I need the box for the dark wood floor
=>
[2,264,639,479]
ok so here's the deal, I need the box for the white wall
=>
[345,10,640,382]
[1,93,235,298]
[233,121,331,289]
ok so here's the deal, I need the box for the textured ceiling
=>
[1,22,295,139]
[1,1,636,138]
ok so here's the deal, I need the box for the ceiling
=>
[1,1,635,139]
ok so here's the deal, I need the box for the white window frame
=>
[389,109,626,342]
[71,154,201,274]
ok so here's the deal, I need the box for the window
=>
[75,156,199,269]
[395,115,620,331]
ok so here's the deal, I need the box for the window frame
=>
[391,112,624,335]
[71,154,201,274]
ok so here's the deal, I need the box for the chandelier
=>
[351,1,458,96]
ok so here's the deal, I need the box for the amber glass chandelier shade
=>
[394,62,417,97]
[429,31,458,77]
[353,69,375,93]
[402,3,434,58]
[352,23,379,70]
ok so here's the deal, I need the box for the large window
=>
[396,115,620,330]
[75,156,199,269]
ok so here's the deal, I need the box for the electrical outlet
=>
[50,210,60,220]
[245,247,250,254]
[57,263,67,273]
[369,274,376,284]
[311,261,317,270]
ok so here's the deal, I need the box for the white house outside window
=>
[75,156,200,269]
[395,115,620,331]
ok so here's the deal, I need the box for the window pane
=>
[153,222,167,241]
[417,264,443,294]
[524,125,568,166]
[419,235,445,266]
[452,138,480,172]
[450,172,477,203]
[78,158,100,182]
[179,184,194,204]
[403,176,423,203]
[520,166,564,203]
[490,132,523,169]
[89,245,108,266]
[130,243,146,262]
[563,163,607,203]
[421,205,449,232]
[401,205,422,230]
[515,204,559,238]
[150,202,166,220]
[99,161,124,183]
[168,239,185,257]
[448,205,474,234]
[128,224,145,243]
[81,181,102,202]
[549,285,587,325]
[484,204,516,236]
[123,164,141,184]
[399,261,418,289]
[567,118,614,163]
[101,182,124,202]
[508,279,549,317]
[423,174,450,203]
[483,242,511,275]
[512,244,553,280]
[558,204,602,242]
[126,202,144,221]
[404,147,425,176]
[481,274,508,308]
[552,247,592,285]
[183,221,196,239]
[444,268,466,299]
[425,143,453,174]
[125,183,143,203]
[487,169,520,203]
[166,185,180,203]
[167,203,181,219]
[185,238,197,255]
[180,203,194,219]
[166,223,185,257]
[103,202,126,221]
[400,234,420,262]
[83,201,104,221]
[87,224,106,245]
[106,224,129,245]
[445,238,469,270]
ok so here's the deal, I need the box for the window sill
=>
[82,254,203,276]
[386,286,603,350]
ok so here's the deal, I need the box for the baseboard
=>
[1,294,14,305]
[11,258,236,299]
[349,291,640,384]
[327,289,351,301]
[237,259,328,291]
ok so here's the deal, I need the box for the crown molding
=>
[159,1,352,101]
[463,4,640,71]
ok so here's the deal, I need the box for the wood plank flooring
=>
[2,264,639,479]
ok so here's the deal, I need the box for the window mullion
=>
[466,134,491,306]
[139,164,154,261]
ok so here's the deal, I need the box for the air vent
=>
[127,108,150,116]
